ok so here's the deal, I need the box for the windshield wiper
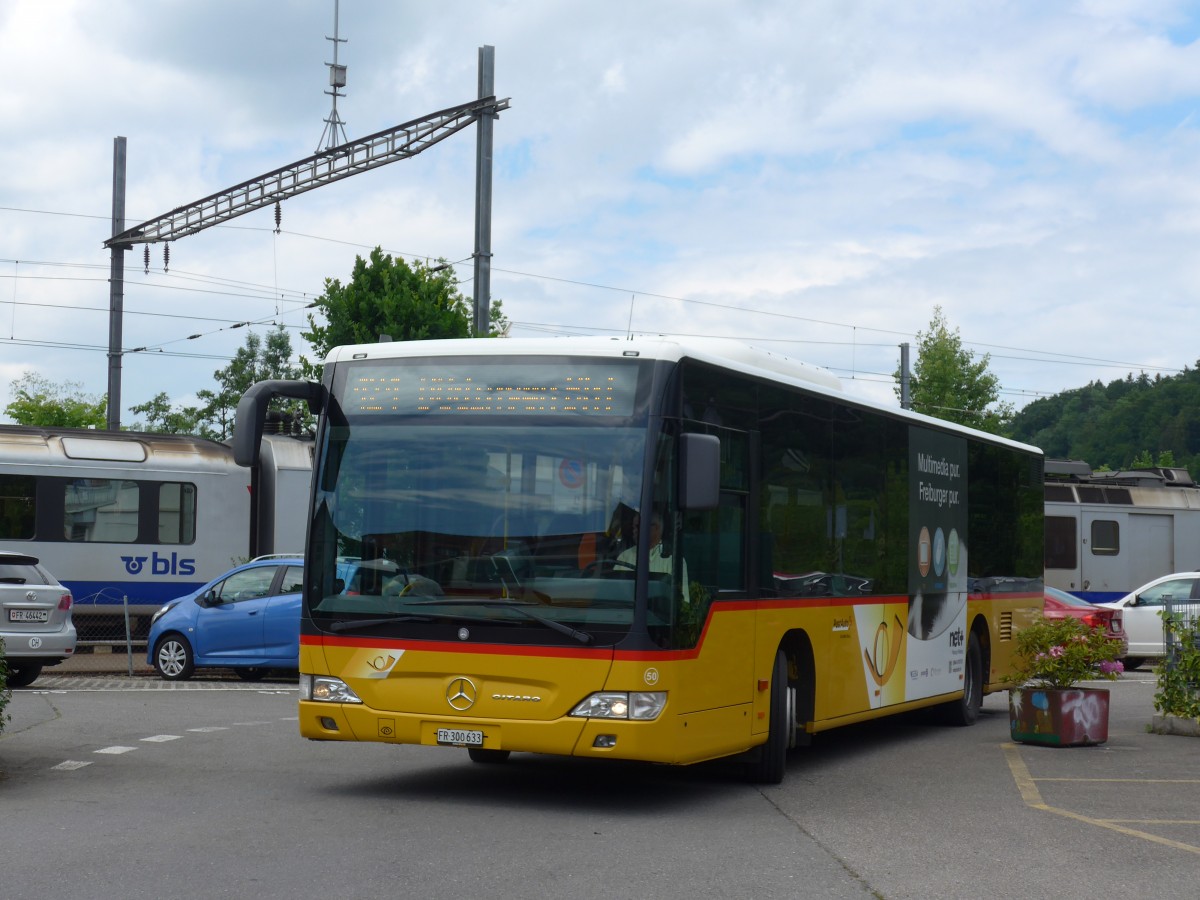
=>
[327,613,438,632]
[402,597,594,645]
[479,600,594,645]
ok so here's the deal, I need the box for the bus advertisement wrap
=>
[904,426,968,702]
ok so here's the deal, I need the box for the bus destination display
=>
[342,362,638,416]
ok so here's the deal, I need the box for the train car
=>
[1045,459,1200,603]
[0,424,312,638]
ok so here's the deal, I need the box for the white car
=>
[0,551,77,687]
[1096,572,1200,670]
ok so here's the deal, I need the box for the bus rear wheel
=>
[942,632,982,726]
[747,650,791,784]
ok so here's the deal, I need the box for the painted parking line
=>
[1003,742,1200,855]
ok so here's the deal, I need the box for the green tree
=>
[895,307,1014,434]
[1008,361,1200,476]
[128,392,201,435]
[129,325,306,440]
[4,373,107,428]
[300,247,507,378]
[195,325,301,440]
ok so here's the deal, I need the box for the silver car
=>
[0,552,77,687]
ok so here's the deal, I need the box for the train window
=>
[158,483,197,544]
[64,479,139,542]
[1090,519,1119,556]
[0,474,35,539]
[1045,516,1077,569]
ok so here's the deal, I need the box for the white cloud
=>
[3,0,1200,427]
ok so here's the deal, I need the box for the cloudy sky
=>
[3,0,1200,425]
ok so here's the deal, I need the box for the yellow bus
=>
[235,336,1043,783]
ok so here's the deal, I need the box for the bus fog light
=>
[593,735,617,748]
[301,674,362,704]
[629,692,667,720]
[569,691,666,720]
[319,716,339,731]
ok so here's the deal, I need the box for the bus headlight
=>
[299,674,363,704]
[569,691,666,720]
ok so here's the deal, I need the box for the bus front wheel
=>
[746,650,791,784]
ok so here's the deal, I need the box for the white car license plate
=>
[8,609,49,623]
[436,727,484,747]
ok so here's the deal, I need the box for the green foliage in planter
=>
[1154,610,1200,719]
[1014,615,1124,689]
[0,636,10,733]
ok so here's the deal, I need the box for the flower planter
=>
[1009,687,1110,747]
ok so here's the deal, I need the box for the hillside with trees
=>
[1006,366,1200,477]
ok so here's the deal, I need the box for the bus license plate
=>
[9,609,49,623]
[437,727,484,747]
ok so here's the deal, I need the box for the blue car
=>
[146,556,304,681]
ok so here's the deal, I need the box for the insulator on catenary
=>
[274,201,282,233]
[143,245,150,275]
[163,243,170,273]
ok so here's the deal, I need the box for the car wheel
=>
[6,662,43,688]
[467,748,511,764]
[746,649,791,784]
[235,667,269,681]
[154,634,195,681]
[1123,657,1145,671]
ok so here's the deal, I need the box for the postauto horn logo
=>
[120,552,196,576]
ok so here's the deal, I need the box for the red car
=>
[1044,586,1128,657]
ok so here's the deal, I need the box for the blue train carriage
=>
[0,425,313,639]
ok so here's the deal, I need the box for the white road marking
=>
[187,726,229,733]
[95,746,137,755]
[141,734,181,743]
[52,760,92,770]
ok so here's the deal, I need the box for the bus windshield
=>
[308,421,654,644]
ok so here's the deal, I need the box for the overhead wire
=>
[0,204,1189,397]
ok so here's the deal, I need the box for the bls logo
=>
[120,552,196,576]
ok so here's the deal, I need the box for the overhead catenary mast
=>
[104,45,509,431]
[316,0,349,152]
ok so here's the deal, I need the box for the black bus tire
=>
[747,650,790,784]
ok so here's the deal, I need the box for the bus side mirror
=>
[680,433,720,510]
[233,379,326,467]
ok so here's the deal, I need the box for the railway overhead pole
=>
[102,47,508,431]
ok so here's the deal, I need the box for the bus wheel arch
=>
[779,630,815,749]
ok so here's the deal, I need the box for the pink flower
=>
[1049,646,1065,658]
[1098,660,1124,675]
